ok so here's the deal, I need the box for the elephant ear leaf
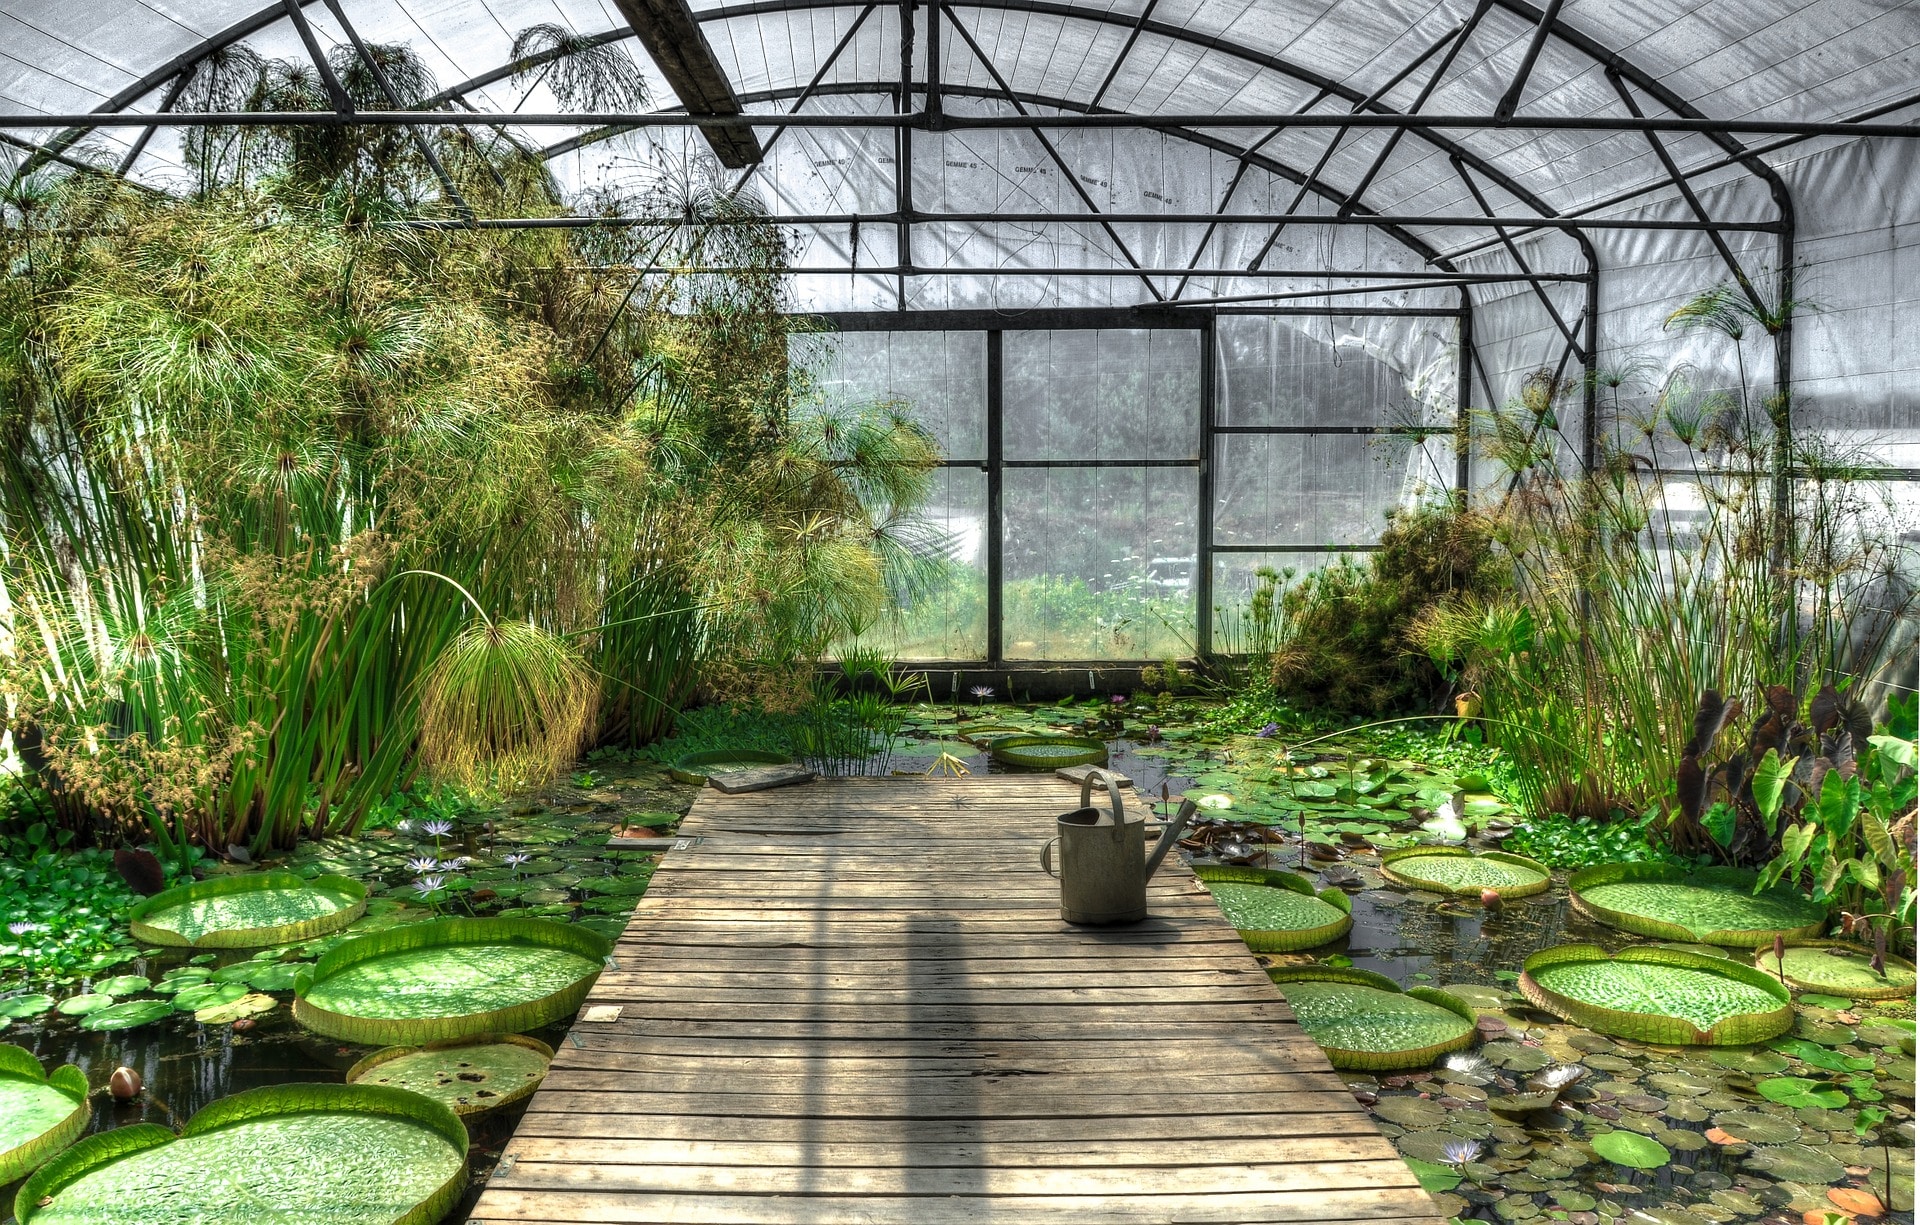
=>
[1808,684,1843,735]
[1688,690,1736,758]
[1817,768,1857,845]
[1676,755,1708,822]
[1751,750,1796,836]
[1862,810,1896,868]
[1701,802,1738,851]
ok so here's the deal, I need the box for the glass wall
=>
[796,313,1457,662]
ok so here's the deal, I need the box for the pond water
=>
[2,701,1913,1225]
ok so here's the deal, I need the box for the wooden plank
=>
[471,777,1439,1225]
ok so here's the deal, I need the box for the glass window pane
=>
[1213,433,1454,547]
[1004,329,1200,460]
[794,331,986,461]
[859,468,988,661]
[1002,467,1196,660]
[1215,315,1425,429]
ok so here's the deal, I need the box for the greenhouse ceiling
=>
[0,1,1914,345]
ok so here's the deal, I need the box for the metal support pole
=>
[1196,315,1216,661]
[1456,290,1472,494]
[985,330,1005,665]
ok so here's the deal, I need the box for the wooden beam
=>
[608,0,763,166]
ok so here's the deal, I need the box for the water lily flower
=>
[412,875,447,896]
[8,921,50,936]
[440,856,470,871]
[968,685,994,704]
[503,852,532,871]
[405,856,439,873]
[394,819,412,833]
[1439,1138,1483,1166]
[423,820,454,838]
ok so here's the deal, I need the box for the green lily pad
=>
[0,995,56,1020]
[988,736,1107,769]
[1403,1157,1463,1193]
[194,993,278,1025]
[1195,865,1352,952]
[129,871,368,949]
[1756,1075,1848,1108]
[55,994,116,1017]
[16,1084,466,1225]
[1709,1048,1792,1074]
[92,976,151,997]
[1520,944,1792,1045]
[1709,1110,1801,1143]
[1590,1130,1671,1169]
[1267,966,1476,1070]
[667,749,793,785]
[0,1045,90,1184]
[172,982,248,1013]
[1569,863,1825,945]
[1754,943,1917,1000]
[347,1034,553,1117]
[1742,1141,1847,1185]
[1379,847,1550,898]
[78,999,175,1032]
[294,917,611,1045]
[244,961,308,992]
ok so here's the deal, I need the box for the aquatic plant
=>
[346,1034,553,1117]
[0,1044,89,1184]
[1194,865,1352,952]
[1266,965,1476,1070]
[1519,943,1792,1044]
[294,917,611,1044]
[988,735,1108,769]
[16,1084,467,1225]
[1378,846,1550,898]
[1568,862,1825,944]
[127,871,366,948]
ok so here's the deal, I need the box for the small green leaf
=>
[1591,1130,1671,1169]
[1752,750,1795,833]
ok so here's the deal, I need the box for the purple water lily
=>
[1255,722,1280,738]
[412,875,447,897]
[1439,1138,1483,1167]
[405,856,439,874]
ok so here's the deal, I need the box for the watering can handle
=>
[1079,769,1127,833]
[1040,837,1059,878]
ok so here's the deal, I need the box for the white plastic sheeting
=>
[1,0,1914,531]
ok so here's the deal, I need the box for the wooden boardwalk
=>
[470,776,1444,1225]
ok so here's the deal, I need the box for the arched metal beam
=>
[541,81,1463,274]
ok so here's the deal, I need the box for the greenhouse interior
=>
[0,0,1916,1222]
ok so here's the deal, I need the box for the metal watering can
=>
[1040,770,1195,925]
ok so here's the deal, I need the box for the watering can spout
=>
[1144,797,1196,882]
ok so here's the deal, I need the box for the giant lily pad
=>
[1194,864,1352,952]
[1519,944,1792,1045]
[668,749,793,786]
[294,917,611,1044]
[0,1044,90,1184]
[988,735,1108,769]
[347,1034,553,1116]
[1267,966,1477,1070]
[17,1084,466,1225]
[129,871,367,949]
[1379,847,1550,898]
[1754,941,1917,1000]
[1568,863,1825,945]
